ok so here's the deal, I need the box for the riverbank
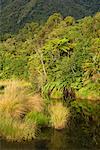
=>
[0,80,100,145]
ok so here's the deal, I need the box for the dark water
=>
[0,127,100,150]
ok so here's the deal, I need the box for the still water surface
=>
[0,128,100,150]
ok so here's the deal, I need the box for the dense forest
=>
[0,0,100,33]
[0,4,100,147]
[0,13,100,100]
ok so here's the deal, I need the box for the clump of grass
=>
[0,115,36,141]
[0,99,26,119]
[26,94,44,112]
[0,81,28,119]
[0,79,31,88]
[0,80,39,141]
[49,102,70,129]
[25,111,49,126]
[0,81,44,118]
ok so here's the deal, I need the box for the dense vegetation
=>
[0,12,100,143]
[0,12,100,99]
[0,0,100,34]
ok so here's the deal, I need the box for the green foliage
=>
[0,0,100,34]
[71,100,100,126]
[0,11,100,143]
[0,12,100,99]
[25,111,49,126]
[45,13,63,29]
[64,16,75,26]
[50,88,63,99]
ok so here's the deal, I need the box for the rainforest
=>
[0,1,100,149]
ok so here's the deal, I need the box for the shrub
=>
[49,102,70,129]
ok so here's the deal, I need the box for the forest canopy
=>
[0,12,100,100]
[0,0,100,34]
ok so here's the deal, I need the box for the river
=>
[0,127,100,150]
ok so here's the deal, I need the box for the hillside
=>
[0,12,100,99]
[0,0,100,34]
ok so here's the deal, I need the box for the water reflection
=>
[0,127,100,150]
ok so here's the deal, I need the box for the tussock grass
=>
[26,94,44,112]
[25,111,49,126]
[0,80,71,141]
[49,102,70,129]
[0,115,36,141]
[0,80,44,141]
[0,99,26,119]
[0,79,31,88]
[0,81,44,118]
[0,81,28,119]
